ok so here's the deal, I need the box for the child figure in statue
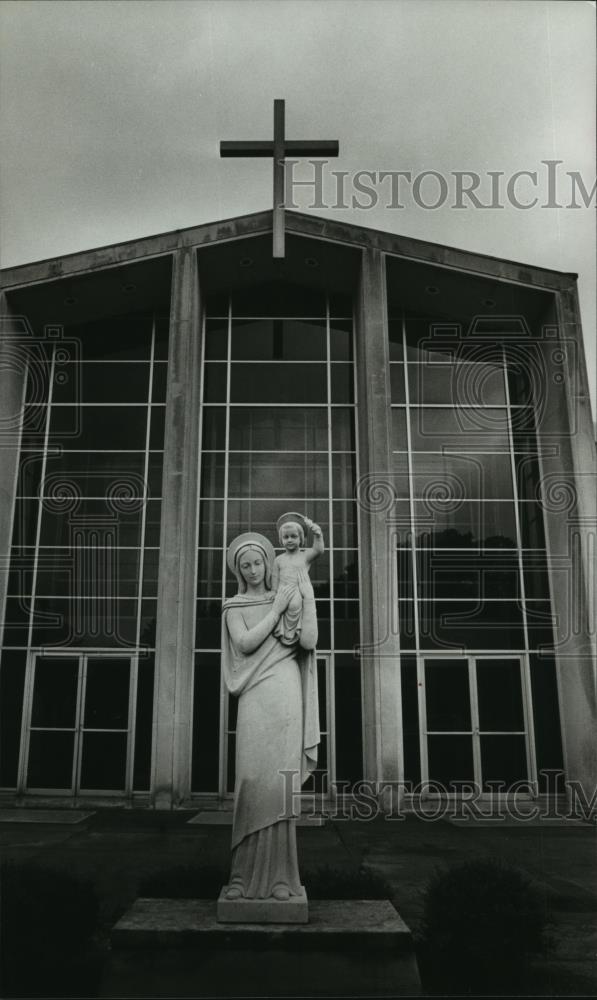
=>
[272,512,324,651]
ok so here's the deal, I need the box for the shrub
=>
[419,856,547,994]
[0,861,101,998]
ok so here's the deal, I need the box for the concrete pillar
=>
[354,249,403,801]
[540,285,597,799]
[151,247,202,808]
[0,295,27,650]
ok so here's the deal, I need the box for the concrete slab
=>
[107,897,421,997]
[0,808,95,825]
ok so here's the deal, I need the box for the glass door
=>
[22,653,133,795]
[421,655,531,793]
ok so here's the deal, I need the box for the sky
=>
[0,0,595,416]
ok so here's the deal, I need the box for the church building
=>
[1,209,595,809]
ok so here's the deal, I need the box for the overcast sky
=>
[1,0,595,415]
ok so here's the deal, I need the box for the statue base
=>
[217,885,308,923]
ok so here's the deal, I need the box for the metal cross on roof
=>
[220,99,339,258]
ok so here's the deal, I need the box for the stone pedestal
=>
[105,897,421,997]
[217,886,308,923]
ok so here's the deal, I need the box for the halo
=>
[276,511,309,537]
[226,532,275,574]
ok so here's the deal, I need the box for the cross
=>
[220,99,339,258]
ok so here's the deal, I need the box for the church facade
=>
[1,210,595,809]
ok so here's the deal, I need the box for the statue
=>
[218,528,320,918]
[272,512,324,650]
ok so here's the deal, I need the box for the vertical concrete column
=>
[0,294,27,649]
[540,286,597,797]
[151,247,202,808]
[355,249,403,803]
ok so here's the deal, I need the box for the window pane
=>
[331,409,355,451]
[390,365,406,403]
[84,658,131,728]
[412,501,517,548]
[229,407,328,451]
[195,599,222,648]
[530,654,563,790]
[419,601,524,650]
[133,655,155,790]
[519,501,546,549]
[52,363,151,404]
[333,501,358,548]
[231,364,327,404]
[232,281,325,317]
[330,321,353,361]
[202,408,226,450]
[410,452,514,501]
[197,549,223,598]
[391,408,408,449]
[31,658,79,727]
[410,408,511,451]
[408,363,506,406]
[48,406,147,450]
[425,659,471,731]
[27,731,75,789]
[200,452,225,497]
[416,550,520,600]
[151,363,168,403]
[0,651,27,787]
[427,735,474,787]
[31,598,139,647]
[191,654,221,793]
[332,453,355,499]
[74,314,154,361]
[227,453,328,498]
[330,364,354,403]
[480,735,527,790]
[476,659,524,731]
[387,320,404,361]
[334,655,363,791]
[79,732,127,790]
[401,656,421,786]
[203,363,227,402]
[333,552,359,598]
[204,319,227,360]
[198,499,224,547]
[149,407,165,449]
[231,320,326,360]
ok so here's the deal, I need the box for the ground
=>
[1,807,596,996]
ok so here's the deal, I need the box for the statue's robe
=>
[221,592,319,897]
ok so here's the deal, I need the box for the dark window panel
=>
[195,599,223,648]
[398,600,416,650]
[419,601,525,651]
[39,503,145,549]
[227,453,329,500]
[17,452,44,499]
[52,363,151,404]
[204,319,228,360]
[331,409,355,451]
[411,452,514,501]
[333,551,359,599]
[197,549,224,598]
[42,451,148,497]
[151,363,168,403]
[205,291,229,317]
[231,282,325,318]
[149,406,165,450]
[408,363,506,406]
[330,363,354,404]
[518,501,546,549]
[480,735,528,790]
[0,651,27,787]
[133,654,155,790]
[413,500,517,549]
[31,597,139,648]
[231,320,326,361]
[332,453,355,499]
[84,658,131,729]
[228,407,328,451]
[49,406,148,450]
[230,363,327,404]
[334,654,363,791]
[391,408,408,452]
[202,408,227,450]
[198,499,224,548]
[70,313,155,362]
[476,658,524,731]
[397,548,414,601]
[425,658,471,731]
[139,600,157,646]
[34,547,141,598]
[525,601,556,648]
[329,292,353,319]
[330,321,353,361]
[203,363,227,403]
[522,555,552,600]
[416,550,520,601]
[390,365,406,403]
[141,549,159,597]
[332,501,358,549]
[401,655,421,786]
[410,407,511,452]
[333,602,360,649]
[529,654,563,790]
[147,453,164,498]
[79,732,128,790]
[153,314,170,361]
[200,453,225,497]
[27,731,75,789]
[387,320,404,361]
[427,735,474,788]
[191,653,221,793]
[144,500,163,547]
[10,497,39,549]
[20,405,49,447]
[1,597,31,646]
[31,657,79,728]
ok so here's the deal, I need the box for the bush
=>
[0,862,101,998]
[419,857,547,994]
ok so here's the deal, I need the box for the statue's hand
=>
[297,567,315,601]
[272,584,293,616]
[310,522,322,537]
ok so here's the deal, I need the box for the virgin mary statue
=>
[219,532,319,909]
